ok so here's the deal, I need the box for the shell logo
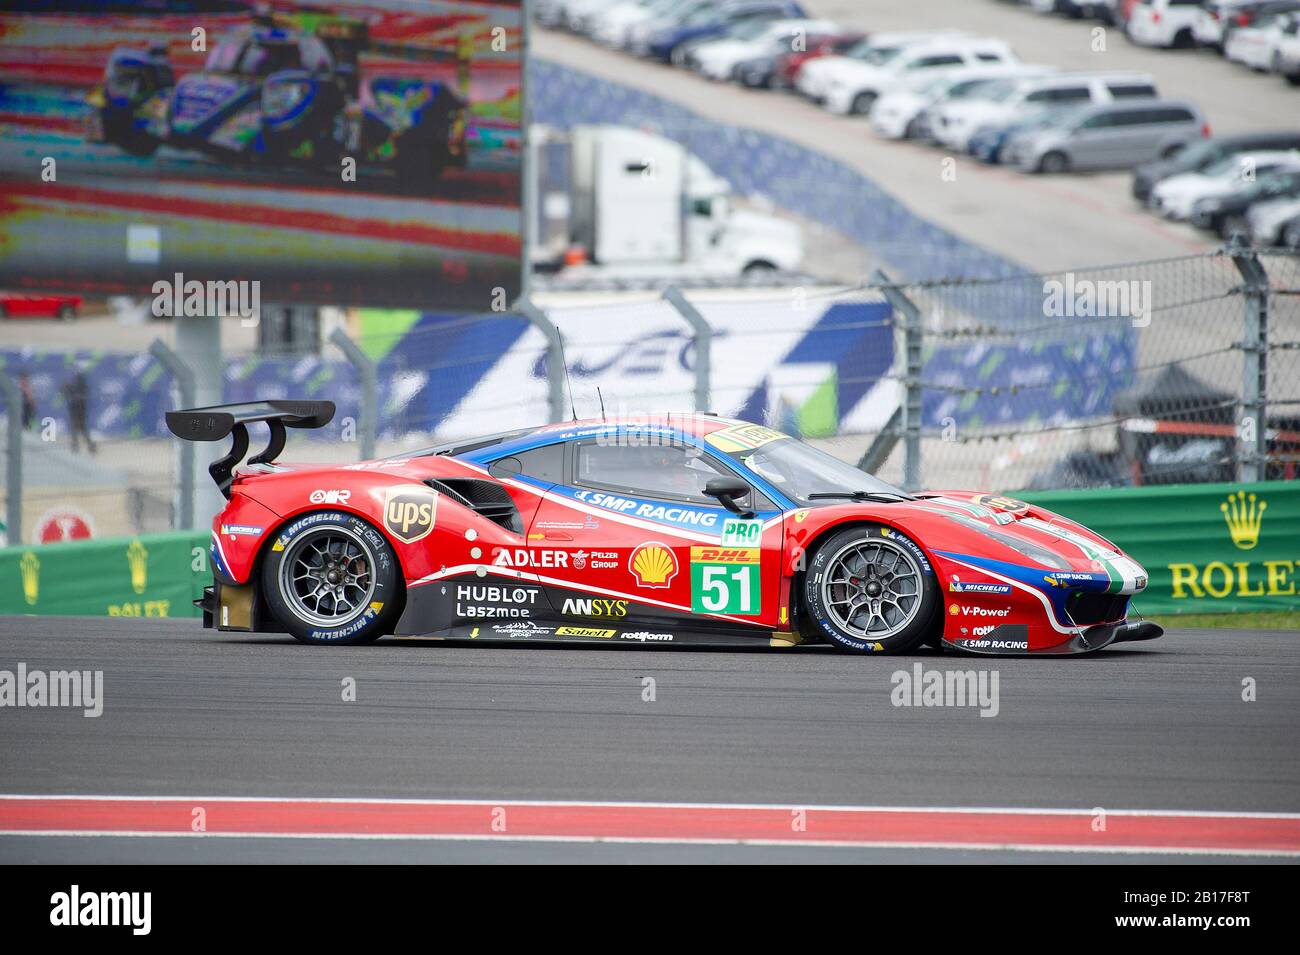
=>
[629,542,678,589]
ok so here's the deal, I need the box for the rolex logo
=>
[1221,491,1266,551]
[127,538,149,594]
[19,552,40,606]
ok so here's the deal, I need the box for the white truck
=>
[532,124,802,280]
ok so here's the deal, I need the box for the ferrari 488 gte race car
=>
[169,401,1163,656]
[87,10,466,187]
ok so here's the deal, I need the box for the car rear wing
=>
[165,400,336,498]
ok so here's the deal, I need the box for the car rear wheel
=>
[801,525,940,654]
[261,511,401,645]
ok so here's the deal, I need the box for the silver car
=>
[1004,100,1208,174]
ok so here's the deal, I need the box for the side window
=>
[489,442,566,482]
[574,442,732,504]
[975,52,1004,62]
[1079,111,1117,130]
[1107,83,1157,99]
[1051,86,1093,103]
[911,54,964,68]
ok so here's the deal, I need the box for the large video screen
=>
[0,1,522,310]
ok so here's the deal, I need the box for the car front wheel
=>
[801,525,940,654]
[261,511,401,645]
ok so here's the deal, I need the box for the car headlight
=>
[262,80,311,120]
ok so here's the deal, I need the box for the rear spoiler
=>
[166,400,335,497]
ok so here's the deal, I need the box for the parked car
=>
[869,65,1051,140]
[766,31,865,88]
[1224,5,1300,68]
[794,31,967,103]
[691,17,839,80]
[648,1,803,64]
[0,293,82,320]
[1151,150,1300,218]
[590,0,695,49]
[1274,9,1300,78]
[1247,194,1300,243]
[1188,166,1300,233]
[1126,0,1205,48]
[931,71,1158,152]
[819,36,1017,115]
[1003,100,1208,173]
[1194,0,1263,49]
[1278,210,1300,247]
[733,28,862,88]
[969,104,1077,162]
[1131,129,1300,201]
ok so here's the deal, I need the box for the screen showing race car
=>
[0,0,523,310]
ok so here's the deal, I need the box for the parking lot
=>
[537,0,1299,273]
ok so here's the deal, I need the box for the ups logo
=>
[383,486,438,544]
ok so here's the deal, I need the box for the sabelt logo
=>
[556,626,615,638]
[629,542,678,588]
[689,546,759,564]
[561,597,628,618]
[383,485,438,544]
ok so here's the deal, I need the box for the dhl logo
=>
[689,547,759,564]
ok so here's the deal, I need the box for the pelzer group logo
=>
[629,542,678,589]
[383,485,438,544]
[1221,490,1266,550]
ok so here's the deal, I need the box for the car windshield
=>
[724,435,908,504]
[205,38,244,73]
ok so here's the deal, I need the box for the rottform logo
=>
[1221,490,1266,550]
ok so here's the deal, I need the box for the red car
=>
[172,401,1161,655]
[779,32,866,89]
[0,293,81,320]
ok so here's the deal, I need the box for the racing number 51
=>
[690,548,760,615]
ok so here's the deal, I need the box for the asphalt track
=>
[0,616,1297,863]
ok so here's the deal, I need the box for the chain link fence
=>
[2,248,1296,542]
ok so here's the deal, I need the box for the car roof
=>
[413,413,751,461]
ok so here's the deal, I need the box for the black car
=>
[1131,130,1300,201]
[1188,168,1300,236]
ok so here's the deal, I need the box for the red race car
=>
[170,401,1162,655]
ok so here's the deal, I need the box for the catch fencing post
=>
[328,328,377,461]
[148,339,196,530]
[662,286,713,413]
[872,269,923,491]
[515,298,567,423]
[0,374,22,544]
[1228,240,1269,483]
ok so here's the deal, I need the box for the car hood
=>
[820,492,1148,594]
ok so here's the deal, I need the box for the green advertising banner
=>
[1020,480,1299,617]
[0,533,208,618]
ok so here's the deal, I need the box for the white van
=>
[931,71,1159,152]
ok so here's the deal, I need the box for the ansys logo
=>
[1221,491,1266,550]
[20,552,40,606]
[127,539,148,594]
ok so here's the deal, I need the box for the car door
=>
[1066,109,1119,169]
[525,437,784,635]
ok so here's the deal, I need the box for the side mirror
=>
[704,476,755,519]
